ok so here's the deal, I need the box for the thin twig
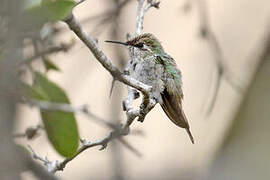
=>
[28,145,62,173]
[27,100,115,129]
[28,115,140,173]
[13,124,43,140]
[28,131,108,173]
[136,0,160,35]
[27,99,142,156]
[20,42,74,65]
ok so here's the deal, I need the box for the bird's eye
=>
[135,43,144,48]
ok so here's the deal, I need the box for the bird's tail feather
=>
[161,89,195,144]
[186,128,194,144]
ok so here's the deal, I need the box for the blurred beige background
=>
[17,0,270,179]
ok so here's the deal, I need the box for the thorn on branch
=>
[109,78,116,97]
[99,139,109,150]
[147,0,160,9]
[122,100,127,111]
[99,144,107,151]
[76,0,87,7]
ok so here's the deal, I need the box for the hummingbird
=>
[105,33,194,144]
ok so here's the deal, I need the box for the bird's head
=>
[105,33,164,54]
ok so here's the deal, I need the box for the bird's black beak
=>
[105,40,128,46]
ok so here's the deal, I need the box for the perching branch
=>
[29,0,159,173]
[123,0,160,123]
[65,14,151,95]
[64,1,159,124]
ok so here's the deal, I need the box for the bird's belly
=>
[131,60,166,102]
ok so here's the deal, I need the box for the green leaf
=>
[22,82,47,100]
[41,0,76,21]
[32,72,79,157]
[44,58,61,72]
[23,0,76,29]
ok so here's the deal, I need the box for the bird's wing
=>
[159,55,194,143]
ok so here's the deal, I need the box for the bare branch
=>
[28,145,62,173]
[26,99,142,155]
[136,0,160,35]
[27,99,144,138]
[136,0,146,35]
[54,127,134,173]
[28,117,141,173]
[27,100,115,129]
[20,42,74,65]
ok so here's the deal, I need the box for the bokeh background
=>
[12,0,270,179]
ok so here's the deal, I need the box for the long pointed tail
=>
[186,128,194,144]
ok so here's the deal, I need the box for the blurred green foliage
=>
[23,0,76,29]
[26,72,79,157]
